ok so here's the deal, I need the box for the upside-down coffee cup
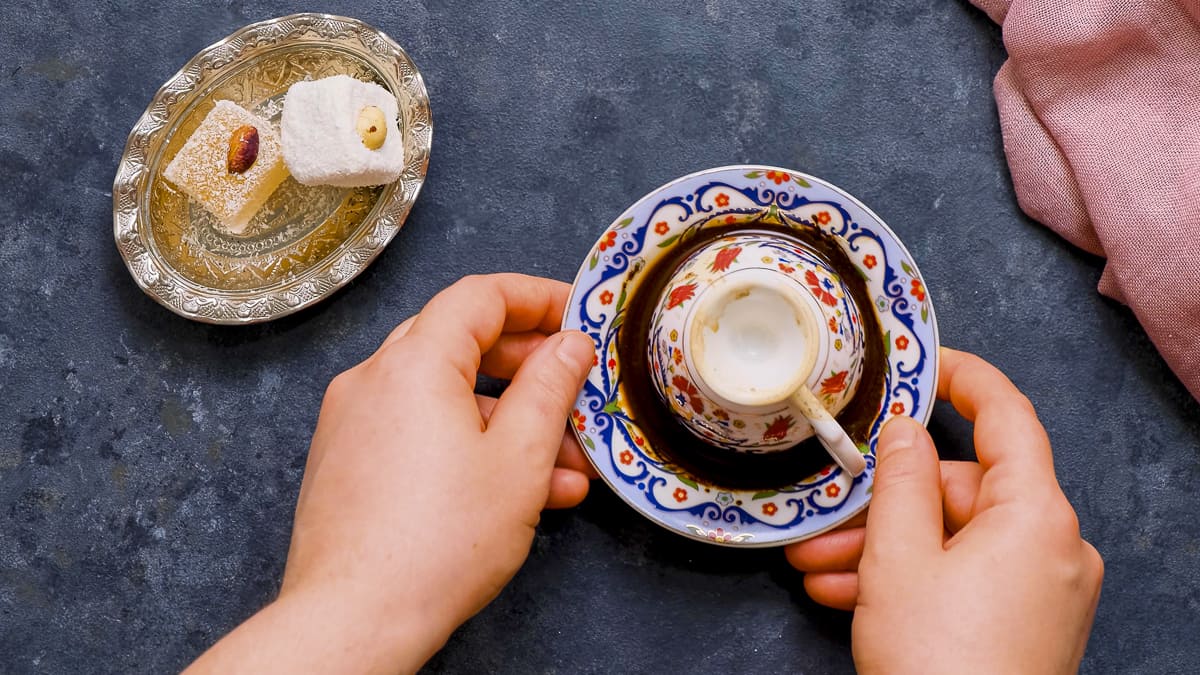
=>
[647,232,869,463]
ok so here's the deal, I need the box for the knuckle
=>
[369,342,406,372]
[324,369,356,403]
[1035,498,1081,539]
[1052,502,1082,537]
[957,352,999,385]
[1009,392,1038,416]
[870,475,925,511]
[529,367,572,417]
[1084,541,1105,583]
[876,445,930,485]
[1056,543,1103,592]
[961,351,990,372]
[456,273,491,294]
[875,463,923,492]
[427,274,491,313]
[370,339,434,382]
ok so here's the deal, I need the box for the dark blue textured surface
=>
[1,1,1198,673]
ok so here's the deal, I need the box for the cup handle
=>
[790,386,868,477]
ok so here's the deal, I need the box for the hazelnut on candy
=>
[280,75,404,188]
[356,106,387,150]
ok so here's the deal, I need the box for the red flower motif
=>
[714,193,730,208]
[762,502,779,516]
[804,270,838,307]
[709,528,732,542]
[828,316,839,333]
[910,279,927,302]
[778,262,796,274]
[598,230,618,251]
[820,371,849,396]
[671,375,706,414]
[765,170,790,185]
[571,409,586,432]
[895,335,910,351]
[672,349,683,365]
[710,246,742,273]
[890,401,906,415]
[666,282,697,309]
[673,487,688,503]
[815,211,832,225]
[724,215,737,224]
[619,450,634,465]
[863,255,877,269]
[607,358,616,369]
[654,221,670,235]
[763,415,794,442]
[599,290,614,305]
[593,354,599,366]
[635,436,646,447]
[826,484,841,498]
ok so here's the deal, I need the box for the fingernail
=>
[555,331,595,371]
[880,417,921,455]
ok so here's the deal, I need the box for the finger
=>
[788,458,979,571]
[803,572,858,611]
[406,274,572,385]
[544,468,591,509]
[555,426,598,477]
[941,461,983,533]
[487,331,595,469]
[936,348,1057,505]
[479,332,548,380]
[785,527,866,572]
[377,315,417,353]
[862,416,944,566]
[380,321,558,380]
[477,395,594,475]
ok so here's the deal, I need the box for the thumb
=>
[486,331,594,468]
[862,416,944,566]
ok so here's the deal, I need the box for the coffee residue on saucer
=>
[616,220,887,491]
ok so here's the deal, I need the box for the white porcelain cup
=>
[647,232,867,453]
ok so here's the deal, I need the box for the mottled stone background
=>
[1,1,1198,672]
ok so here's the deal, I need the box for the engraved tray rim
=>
[112,12,433,324]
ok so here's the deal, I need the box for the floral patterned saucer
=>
[563,166,939,547]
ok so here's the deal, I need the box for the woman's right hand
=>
[787,348,1104,674]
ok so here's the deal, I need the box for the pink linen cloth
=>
[970,0,1200,401]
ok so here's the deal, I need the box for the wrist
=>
[186,579,456,675]
[276,580,456,674]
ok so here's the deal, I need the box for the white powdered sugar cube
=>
[280,75,405,188]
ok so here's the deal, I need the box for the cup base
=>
[690,270,822,409]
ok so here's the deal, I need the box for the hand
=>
[786,348,1103,674]
[186,274,599,674]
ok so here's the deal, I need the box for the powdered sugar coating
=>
[162,100,289,234]
[280,75,404,188]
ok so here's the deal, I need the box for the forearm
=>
[184,585,450,675]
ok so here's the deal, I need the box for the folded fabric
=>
[971,0,1200,401]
